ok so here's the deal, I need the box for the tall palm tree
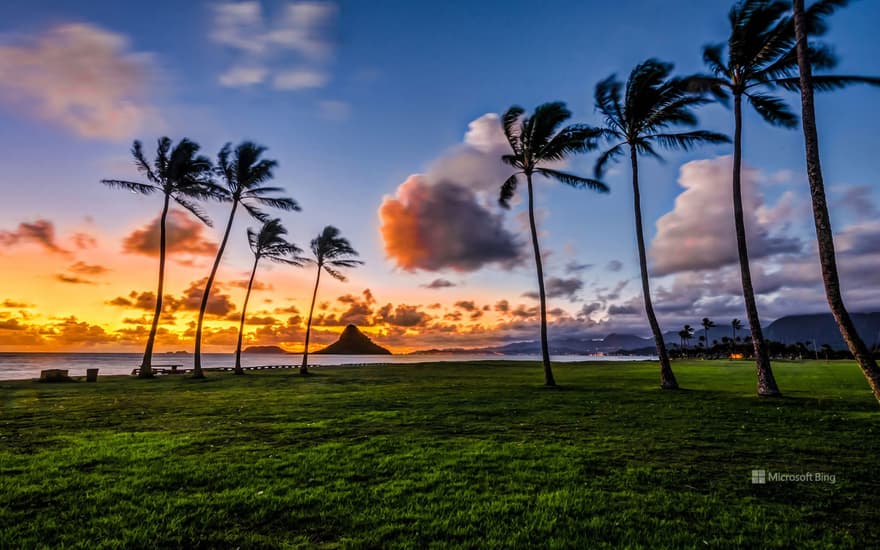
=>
[499,102,607,387]
[696,0,810,396]
[731,318,743,342]
[791,0,880,403]
[192,142,300,379]
[300,226,363,375]
[593,60,729,389]
[102,138,214,378]
[701,317,717,356]
[233,219,306,375]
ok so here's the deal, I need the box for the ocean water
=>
[0,352,657,381]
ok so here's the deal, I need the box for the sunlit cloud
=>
[0,23,157,139]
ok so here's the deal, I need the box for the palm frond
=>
[101,179,158,195]
[131,141,159,183]
[702,43,729,78]
[249,196,301,212]
[646,130,731,151]
[593,143,626,179]
[322,266,347,281]
[776,74,880,92]
[501,106,525,156]
[746,92,798,127]
[538,124,601,161]
[536,169,609,193]
[498,173,519,209]
[527,102,572,151]
[173,196,213,226]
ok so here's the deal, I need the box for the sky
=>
[0,0,878,353]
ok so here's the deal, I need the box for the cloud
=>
[379,176,521,272]
[650,156,801,276]
[69,262,109,276]
[565,261,593,274]
[2,300,33,309]
[523,276,583,302]
[0,23,156,139]
[422,278,456,289]
[122,210,217,257]
[376,304,432,327]
[273,68,328,90]
[0,219,70,255]
[55,274,97,285]
[605,260,623,272]
[211,1,337,90]
[834,185,878,221]
[219,65,268,87]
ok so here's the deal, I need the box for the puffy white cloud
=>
[0,23,157,139]
[650,156,801,276]
[219,65,268,87]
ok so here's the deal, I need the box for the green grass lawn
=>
[2,360,878,548]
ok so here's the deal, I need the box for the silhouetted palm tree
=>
[682,324,695,351]
[301,226,363,375]
[499,102,607,386]
[731,318,743,354]
[102,138,214,378]
[193,142,300,379]
[233,219,306,375]
[791,0,880,403]
[593,60,729,389]
[696,0,807,396]
[701,317,716,356]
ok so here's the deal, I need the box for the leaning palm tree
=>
[102,138,215,378]
[499,102,607,387]
[696,0,806,396]
[697,0,880,395]
[300,226,363,375]
[233,219,306,375]
[192,142,300,378]
[791,0,880,403]
[593,60,729,389]
[701,318,717,356]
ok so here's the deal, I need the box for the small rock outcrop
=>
[314,325,392,355]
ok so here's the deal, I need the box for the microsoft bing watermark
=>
[751,469,836,485]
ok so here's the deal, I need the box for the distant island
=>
[243,345,291,354]
[315,325,392,355]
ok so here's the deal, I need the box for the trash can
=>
[86,368,99,382]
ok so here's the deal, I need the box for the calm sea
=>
[0,352,656,381]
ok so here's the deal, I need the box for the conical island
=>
[314,324,392,355]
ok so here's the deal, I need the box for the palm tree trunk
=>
[793,0,880,404]
[732,93,781,397]
[139,194,170,379]
[526,173,556,387]
[629,146,678,389]
[300,266,322,375]
[234,254,260,375]
[193,202,238,378]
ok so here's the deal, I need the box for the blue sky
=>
[0,0,878,350]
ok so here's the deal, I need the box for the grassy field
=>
[1,360,878,549]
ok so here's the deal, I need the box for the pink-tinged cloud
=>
[379,176,521,272]
[650,156,800,276]
[122,210,217,257]
[0,23,157,139]
[0,219,70,255]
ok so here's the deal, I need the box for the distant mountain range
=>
[412,312,880,355]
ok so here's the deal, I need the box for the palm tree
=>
[233,219,306,375]
[701,317,717,356]
[731,318,743,343]
[192,142,300,379]
[682,324,695,351]
[593,60,729,389]
[791,0,880,403]
[696,0,810,396]
[301,226,363,375]
[499,102,607,387]
[102,138,214,378]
